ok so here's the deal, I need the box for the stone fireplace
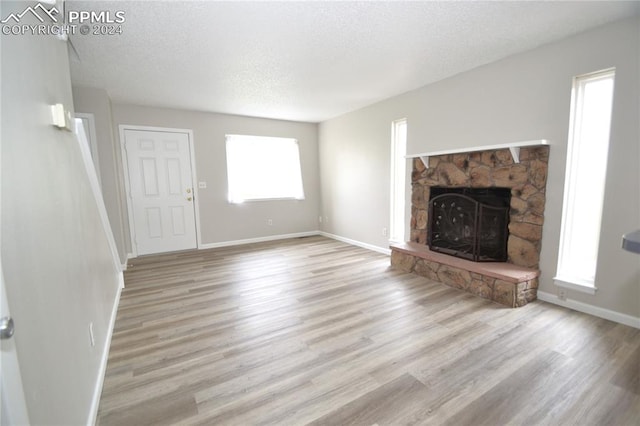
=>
[391,144,550,307]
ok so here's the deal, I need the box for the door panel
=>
[146,207,163,238]
[166,159,182,195]
[124,130,197,255]
[141,158,159,195]
[171,206,186,235]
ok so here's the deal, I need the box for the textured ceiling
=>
[68,1,639,123]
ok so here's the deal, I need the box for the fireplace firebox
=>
[428,187,511,262]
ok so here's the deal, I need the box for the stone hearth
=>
[391,242,539,307]
[391,145,549,307]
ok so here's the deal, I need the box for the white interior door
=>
[123,129,197,256]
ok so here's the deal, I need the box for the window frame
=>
[554,68,616,295]
[389,118,407,243]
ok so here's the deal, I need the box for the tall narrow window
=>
[555,69,615,294]
[226,134,305,203]
[390,119,407,242]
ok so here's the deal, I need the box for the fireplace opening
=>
[428,187,511,262]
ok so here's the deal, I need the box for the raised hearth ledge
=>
[390,242,540,307]
[390,242,539,283]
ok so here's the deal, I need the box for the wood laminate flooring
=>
[97,236,640,426]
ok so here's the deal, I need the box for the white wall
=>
[110,104,320,251]
[0,3,122,424]
[73,87,128,266]
[319,17,640,319]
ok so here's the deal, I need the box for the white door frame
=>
[0,257,30,425]
[119,125,202,258]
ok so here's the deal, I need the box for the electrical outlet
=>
[267,219,273,226]
[382,227,388,237]
[319,216,323,223]
[88,322,95,347]
[558,290,567,301]
[324,216,329,224]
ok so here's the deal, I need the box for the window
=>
[555,68,615,294]
[225,134,305,203]
[390,119,407,242]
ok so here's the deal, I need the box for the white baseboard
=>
[319,231,391,256]
[198,231,320,250]
[198,231,391,256]
[87,276,123,426]
[537,290,640,329]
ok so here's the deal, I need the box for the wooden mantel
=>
[406,139,549,168]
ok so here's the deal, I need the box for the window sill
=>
[553,276,598,295]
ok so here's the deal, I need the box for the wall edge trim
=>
[198,231,320,250]
[319,232,391,255]
[87,275,123,426]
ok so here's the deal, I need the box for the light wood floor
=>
[97,236,640,426]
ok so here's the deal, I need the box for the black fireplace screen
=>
[428,187,510,262]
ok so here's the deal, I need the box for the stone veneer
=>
[391,145,549,307]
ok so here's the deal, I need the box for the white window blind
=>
[225,134,305,203]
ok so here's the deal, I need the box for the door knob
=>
[0,316,15,339]
[187,197,192,201]
[186,188,192,193]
